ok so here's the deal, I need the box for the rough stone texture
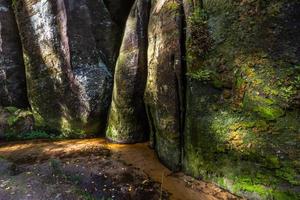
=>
[65,0,114,133]
[66,0,122,72]
[66,0,112,69]
[106,0,151,143]
[0,0,27,108]
[183,0,300,199]
[13,0,112,136]
[144,0,184,171]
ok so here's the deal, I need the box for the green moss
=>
[187,69,213,81]
[242,93,285,120]
[4,130,55,141]
[266,156,280,169]
[166,1,179,11]
[186,7,212,71]
[184,78,300,199]
[272,191,298,200]
[11,0,17,9]
[254,106,284,121]
[233,181,270,198]
[106,123,119,141]
[276,166,300,185]
[3,107,33,127]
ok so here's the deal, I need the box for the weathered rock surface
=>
[0,0,27,108]
[66,0,123,72]
[65,0,114,133]
[13,0,113,136]
[144,0,184,170]
[183,0,300,199]
[106,0,151,143]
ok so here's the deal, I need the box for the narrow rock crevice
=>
[178,0,187,168]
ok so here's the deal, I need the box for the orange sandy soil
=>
[0,138,242,200]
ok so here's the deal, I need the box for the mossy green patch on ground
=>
[1,107,66,140]
[4,130,55,141]
[4,107,32,127]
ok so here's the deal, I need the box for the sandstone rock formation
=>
[65,0,116,133]
[183,0,300,199]
[107,0,151,143]
[13,0,113,136]
[0,0,27,108]
[0,0,299,199]
[144,0,184,170]
[66,0,125,72]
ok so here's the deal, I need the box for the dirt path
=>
[0,139,241,200]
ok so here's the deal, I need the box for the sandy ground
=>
[0,138,242,200]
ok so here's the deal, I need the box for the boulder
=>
[106,0,151,143]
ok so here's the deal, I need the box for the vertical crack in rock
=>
[99,0,136,72]
[178,1,187,167]
[0,18,2,52]
[85,0,121,72]
[102,0,135,27]
[144,0,184,171]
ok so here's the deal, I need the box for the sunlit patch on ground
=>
[0,139,240,200]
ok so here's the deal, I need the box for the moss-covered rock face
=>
[144,0,184,171]
[13,0,114,137]
[0,107,34,139]
[0,0,28,108]
[106,0,151,143]
[184,0,300,199]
